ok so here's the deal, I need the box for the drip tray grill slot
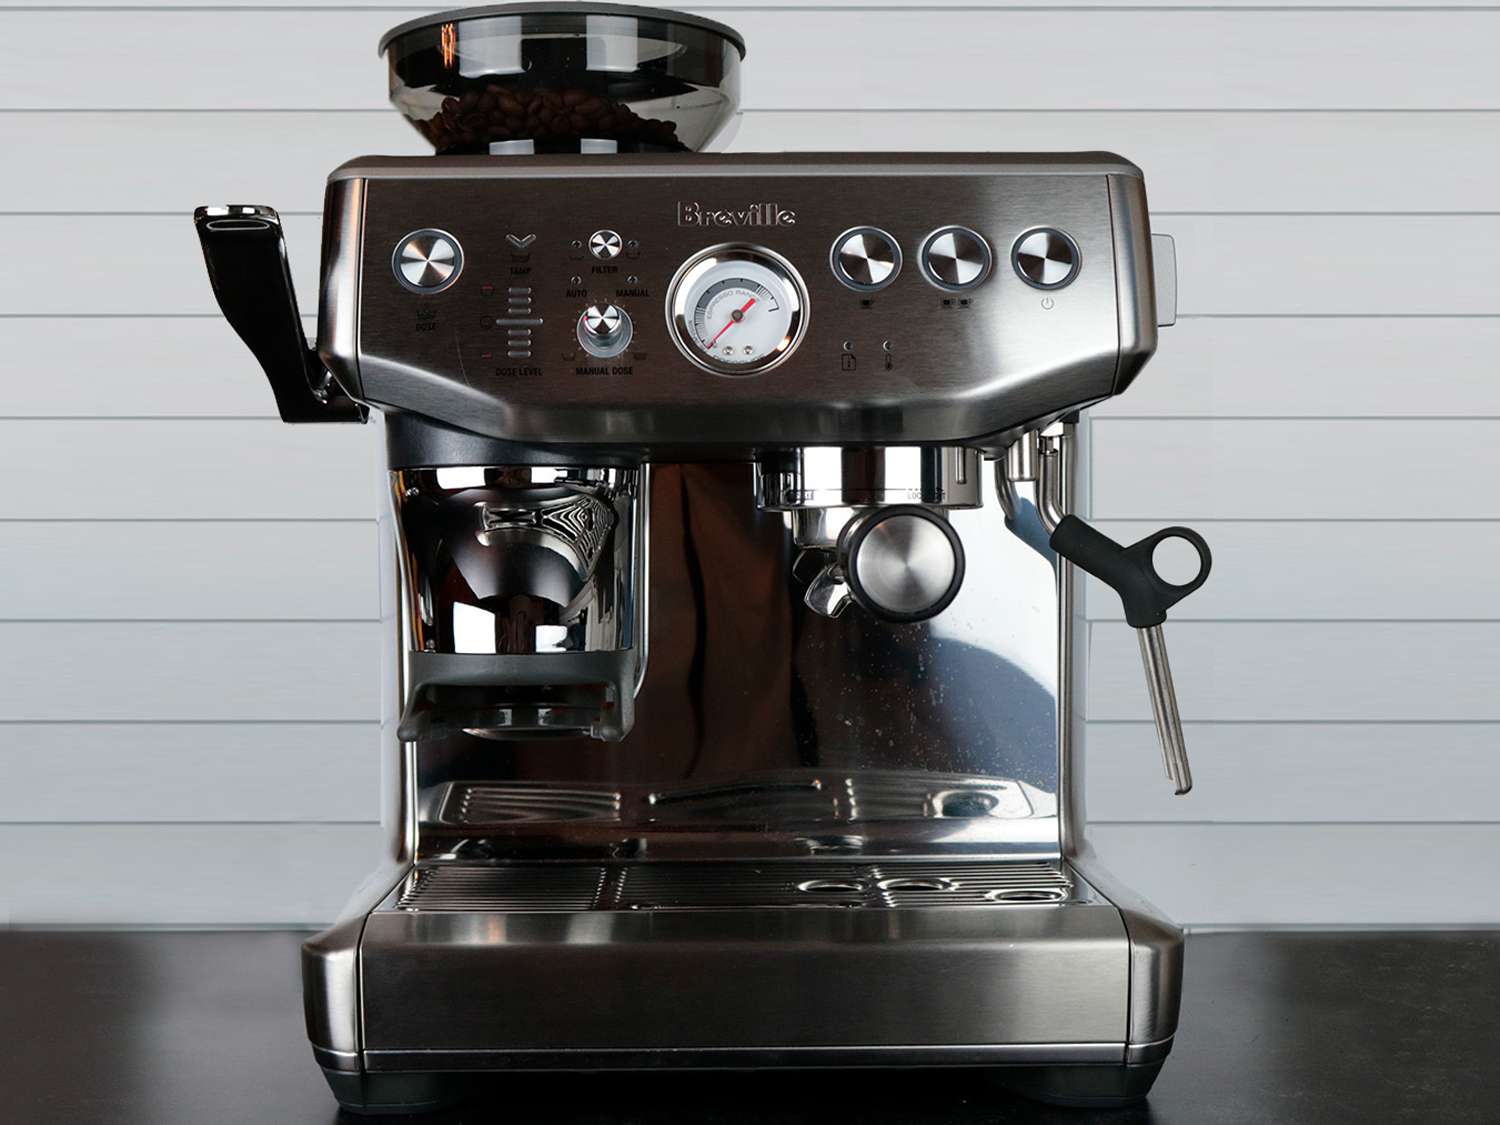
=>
[391,861,1073,912]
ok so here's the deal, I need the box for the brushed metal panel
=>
[359,897,1130,1052]
[347,154,1132,449]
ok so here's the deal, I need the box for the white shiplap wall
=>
[2,2,1498,927]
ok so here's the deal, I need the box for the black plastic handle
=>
[193,205,365,424]
[1049,516,1211,628]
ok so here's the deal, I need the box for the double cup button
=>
[920,226,993,292]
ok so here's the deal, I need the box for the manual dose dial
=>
[667,245,809,376]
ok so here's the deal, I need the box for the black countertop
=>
[2,930,1496,1125]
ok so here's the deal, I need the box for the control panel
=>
[325,153,1158,451]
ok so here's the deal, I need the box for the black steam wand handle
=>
[193,205,366,424]
[1049,518,1212,794]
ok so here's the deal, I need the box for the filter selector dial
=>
[577,303,633,358]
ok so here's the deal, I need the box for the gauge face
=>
[667,245,809,376]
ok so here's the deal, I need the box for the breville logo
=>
[677,201,797,227]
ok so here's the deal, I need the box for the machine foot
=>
[320,1068,463,1116]
[989,1061,1166,1108]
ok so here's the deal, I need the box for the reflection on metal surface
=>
[409,461,1062,851]
[392,465,645,740]
[426,771,1041,835]
[387,859,1076,913]
[757,446,981,511]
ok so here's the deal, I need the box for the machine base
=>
[990,1061,1167,1107]
[321,1061,1167,1116]
[319,1069,464,1116]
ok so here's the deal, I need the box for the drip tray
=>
[391,860,1075,912]
[432,772,1038,828]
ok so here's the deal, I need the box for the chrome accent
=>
[437,781,623,825]
[919,225,993,291]
[588,229,624,260]
[364,1043,1131,1071]
[843,507,964,622]
[829,225,902,291]
[1139,624,1193,795]
[387,859,1073,913]
[756,446,981,511]
[390,465,645,741]
[394,466,637,658]
[391,228,461,293]
[801,559,852,617]
[576,302,633,358]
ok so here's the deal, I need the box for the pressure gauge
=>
[667,244,809,376]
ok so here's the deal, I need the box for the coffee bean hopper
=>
[194,2,1210,1113]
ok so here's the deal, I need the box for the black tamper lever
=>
[1049,517,1212,795]
[193,205,365,423]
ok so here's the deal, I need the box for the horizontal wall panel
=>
[1087,622,1500,722]
[7,215,1497,318]
[0,724,379,823]
[0,522,377,620]
[0,420,378,519]
[0,823,384,925]
[0,215,322,317]
[1090,824,1500,926]
[0,622,379,722]
[7,1,1488,9]
[1164,215,1500,316]
[1084,521,1500,621]
[1085,722,1500,823]
[9,111,1500,215]
[1091,419,1500,520]
[1096,318,1500,420]
[0,317,298,418]
[10,11,1500,111]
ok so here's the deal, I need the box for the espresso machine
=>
[195,4,1212,1113]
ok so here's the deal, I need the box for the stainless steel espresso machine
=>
[194,4,1212,1113]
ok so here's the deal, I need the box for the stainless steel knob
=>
[842,506,965,623]
[588,230,623,260]
[577,303,633,358]
[392,228,462,293]
[919,226,992,292]
[1012,228,1081,290]
[830,227,902,291]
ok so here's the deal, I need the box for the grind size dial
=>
[667,244,809,376]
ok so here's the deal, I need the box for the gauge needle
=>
[707,297,757,347]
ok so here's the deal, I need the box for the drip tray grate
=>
[391,860,1073,912]
[440,782,622,824]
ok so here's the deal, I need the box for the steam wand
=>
[1003,429,1211,795]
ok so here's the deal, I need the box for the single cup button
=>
[830,227,902,291]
